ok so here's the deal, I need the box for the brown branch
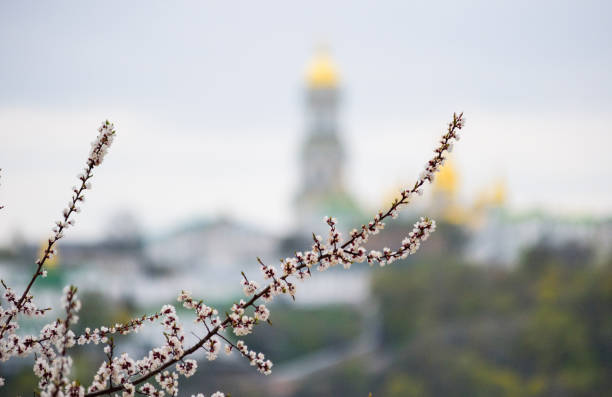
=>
[1,123,115,339]
[0,160,94,338]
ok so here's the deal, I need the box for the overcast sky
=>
[1,0,611,243]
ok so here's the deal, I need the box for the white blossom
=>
[240,279,258,296]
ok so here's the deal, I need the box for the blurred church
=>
[6,47,612,309]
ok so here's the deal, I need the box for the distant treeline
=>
[293,240,612,396]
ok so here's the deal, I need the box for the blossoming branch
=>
[0,113,465,397]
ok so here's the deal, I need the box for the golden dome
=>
[306,48,338,88]
[433,158,458,197]
[38,240,59,268]
[474,178,507,209]
[491,179,507,206]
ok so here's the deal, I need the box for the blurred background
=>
[1,1,611,396]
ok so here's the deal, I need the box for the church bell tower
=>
[295,48,357,232]
[301,48,344,195]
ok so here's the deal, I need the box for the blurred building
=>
[424,161,612,266]
[146,217,279,275]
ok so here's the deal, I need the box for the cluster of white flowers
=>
[365,217,436,266]
[254,304,270,321]
[177,290,222,327]
[241,278,259,296]
[204,338,221,360]
[0,114,465,396]
[235,340,273,375]
[89,120,116,166]
[191,392,225,397]
[229,300,256,336]
[82,289,245,396]
[154,371,179,396]
[30,286,83,397]
[76,312,163,346]
[84,303,191,396]
[139,382,164,397]
[0,286,49,340]
[176,359,197,377]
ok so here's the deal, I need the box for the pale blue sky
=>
[1,1,611,242]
